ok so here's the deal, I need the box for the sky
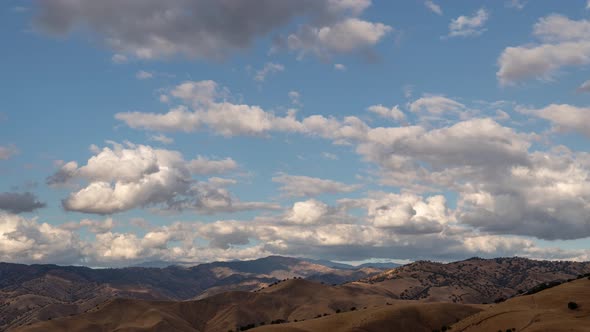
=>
[1,0,590,267]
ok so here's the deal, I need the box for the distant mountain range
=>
[2,256,589,331]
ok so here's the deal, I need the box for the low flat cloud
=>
[0,192,46,214]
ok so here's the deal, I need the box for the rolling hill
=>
[0,256,381,331]
[4,257,590,331]
[451,276,590,332]
[358,257,590,304]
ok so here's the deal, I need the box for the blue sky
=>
[1,0,590,267]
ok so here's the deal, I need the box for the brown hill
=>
[0,256,380,331]
[359,257,590,304]
[15,279,402,332]
[451,277,590,332]
[16,272,590,332]
[252,302,481,332]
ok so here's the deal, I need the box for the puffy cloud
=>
[498,41,590,85]
[272,173,360,197]
[286,18,392,58]
[458,149,590,240]
[0,213,82,264]
[367,104,405,121]
[286,199,330,224]
[301,114,369,143]
[199,221,252,249]
[0,145,18,160]
[448,8,489,38]
[528,104,590,137]
[2,196,590,266]
[225,220,552,262]
[0,192,46,214]
[35,0,387,61]
[363,193,452,233]
[424,1,442,15]
[408,95,465,114]
[357,118,531,178]
[48,142,269,215]
[254,62,285,82]
[109,77,590,242]
[497,15,590,85]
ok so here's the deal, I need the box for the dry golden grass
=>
[252,302,481,332]
[452,277,590,332]
[15,269,590,332]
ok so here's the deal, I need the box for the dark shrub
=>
[568,302,579,310]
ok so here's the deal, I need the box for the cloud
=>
[114,78,590,242]
[136,70,153,79]
[533,14,590,43]
[285,199,330,225]
[458,149,590,240]
[527,104,590,137]
[0,192,46,214]
[577,80,590,93]
[116,80,305,136]
[46,161,79,187]
[334,63,347,71]
[61,217,115,234]
[367,104,405,121]
[35,0,388,61]
[254,62,284,82]
[48,142,268,215]
[149,134,174,145]
[188,156,238,175]
[288,90,302,106]
[322,152,339,160]
[0,145,18,160]
[272,173,360,197]
[424,1,442,15]
[285,18,392,59]
[2,193,590,266]
[506,0,526,10]
[497,15,590,85]
[111,54,128,64]
[0,213,82,264]
[409,95,465,114]
[362,193,452,233]
[200,215,575,262]
[448,8,489,38]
